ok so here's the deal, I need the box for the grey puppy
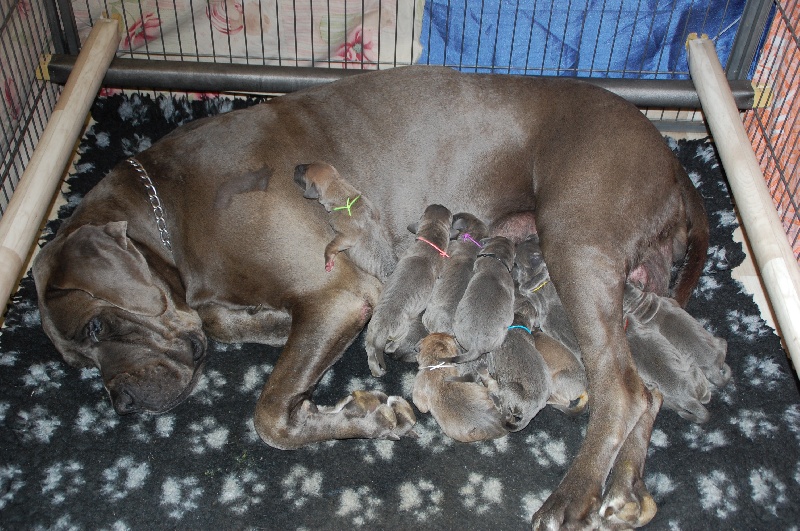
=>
[514,235,582,359]
[452,236,516,362]
[517,234,728,422]
[533,331,589,415]
[514,236,588,413]
[484,298,553,432]
[294,162,396,282]
[423,213,488,335]
[365,204,455,376]
[623,282,731,388]
[625,316,713,423]
[623,283,731,423]
[412,333,507,443]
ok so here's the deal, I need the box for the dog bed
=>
[0,93,798,529]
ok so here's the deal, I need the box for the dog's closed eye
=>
[86,317,103,343]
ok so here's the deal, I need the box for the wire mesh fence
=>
[1,0,797,266]
[0,0,61,215]
[744,0,800,259]
[65,0,748,76]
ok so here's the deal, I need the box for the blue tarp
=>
[419,0,748,79]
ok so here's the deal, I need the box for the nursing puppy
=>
[514,235,582,360]
[484,298,553,432]
[533,331,589,415]
[423,213,488,335]
[412,333,507,443]
[365,204,455,376]
[294,162,396,281]
[452,236,516,362]
[514,236,588,413]
[623,283,731,423]
[518,235,727,421]
[625,316,713,423]
[623,282,731,388]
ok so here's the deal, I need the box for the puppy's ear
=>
[449,227,460,239]
[46,222,167,317]
[303,183,320,199]
[293,164,320,199]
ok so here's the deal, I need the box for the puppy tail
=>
[671,159,710,307]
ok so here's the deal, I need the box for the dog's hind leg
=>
[600,388,663,529]
[253,289,416,450]
[531,245,651,530]
[323,232,358,272]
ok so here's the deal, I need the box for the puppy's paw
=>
[388,395,417,437]
[655,366,711,423]
[365,344,387,377]
[668,396,711,424]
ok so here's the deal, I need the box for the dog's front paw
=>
[532,481,602,531]
[600,477,657,529]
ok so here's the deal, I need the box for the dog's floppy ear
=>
[214,166,272,210]
[45,221,167,316]
[294,164,320,199]
[293,164,320,199]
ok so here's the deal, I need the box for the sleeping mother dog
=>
[31,66,717,529]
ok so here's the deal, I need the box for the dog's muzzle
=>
[105,332,207,415]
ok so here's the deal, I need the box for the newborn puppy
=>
[517,235,727,422]
[452,236,516,362]
[423,213,488,335]
[623,282,731,387]
[514,235,582,360]
[484,298,552,432]
[294,162,396,281]
[532,331,588,415]
[625,315,713,423]
[412,333,507,442]
[365,204,455,376]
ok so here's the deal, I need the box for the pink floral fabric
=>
[73,0,424,69]
[121,12,162,50]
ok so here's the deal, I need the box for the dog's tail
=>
[671,159,710,307]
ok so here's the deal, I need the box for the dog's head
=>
[512,234,549,293]
[416,332,461,367]
[293,161,339,200]
[407,204,458,245]
[452,212,488,242]
[32,221,207,415]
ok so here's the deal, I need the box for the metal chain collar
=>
[127,158,173,252]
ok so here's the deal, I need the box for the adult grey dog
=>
[32,66,711,529]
